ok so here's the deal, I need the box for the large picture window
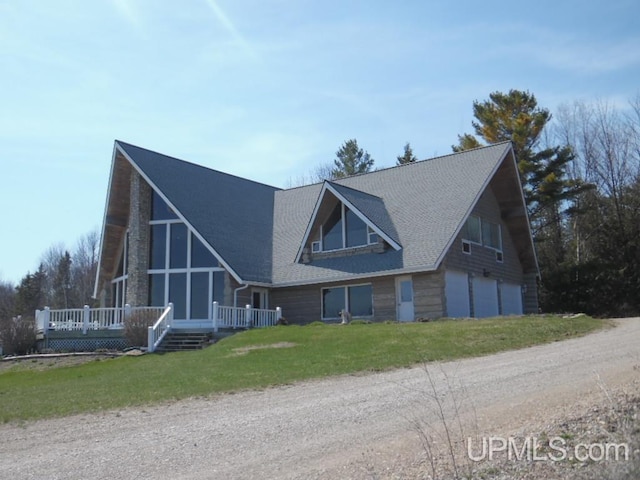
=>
[322,284,373,320]
[148,193,225,320]
[319,203,377,252]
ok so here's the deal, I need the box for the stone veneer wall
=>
[126,171,151,306]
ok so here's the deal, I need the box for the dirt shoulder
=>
[0,318,638,480]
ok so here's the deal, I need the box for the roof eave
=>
[271,264,439,289]
[92,142,121,299]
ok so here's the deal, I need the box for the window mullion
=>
[208,271,213,320]
[186,268,191,320]
[341,204,346,248]
[187,230,192,269]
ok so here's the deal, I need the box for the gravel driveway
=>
[1,318,639,480]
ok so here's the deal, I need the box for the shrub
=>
[0,315,36,355]
[123,310,159,347]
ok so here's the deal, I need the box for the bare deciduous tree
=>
[71,229,100,307]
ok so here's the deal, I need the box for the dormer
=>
[296,181,401,264]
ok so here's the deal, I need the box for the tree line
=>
[0,230,100,320]
[453,89,640,317]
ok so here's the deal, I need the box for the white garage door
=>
[445,271,470,317]
[501,283,523,315]
[472,277,499,318]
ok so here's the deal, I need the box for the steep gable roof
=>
[96,140,535,292]
[294,181,401,262]
[116,141,280,284]
[327,182,401,247]
[271,142,524,286]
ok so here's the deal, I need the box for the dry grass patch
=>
[231,342,297,356]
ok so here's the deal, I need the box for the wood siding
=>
[271,271,445,324]
[413,271,445,320]
[444,186,524,286]
[523,273,538,314]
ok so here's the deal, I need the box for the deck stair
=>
[154,330,212,353]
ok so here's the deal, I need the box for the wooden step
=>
[154,331,213,353]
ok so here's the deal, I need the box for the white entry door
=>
[472,277,499,318]
[396,276,414,322]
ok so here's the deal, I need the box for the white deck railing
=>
[35,305,165,334]
[36,302,283,350]
[147,303,174,353]
[212,302,282,332]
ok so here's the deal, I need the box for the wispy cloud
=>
[203,0,255,59]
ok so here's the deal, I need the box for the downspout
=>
[234,284,249,308]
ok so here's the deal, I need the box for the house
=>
[92,140,539,327]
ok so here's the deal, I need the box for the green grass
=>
[0,315,605,422]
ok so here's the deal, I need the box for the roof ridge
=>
[115,140,282,192]
[326,180,383,200]
[279,141,513,192]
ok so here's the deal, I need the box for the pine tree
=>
[15,265,46,315]
[453,89,588,231]
[331,139,374,179]
[396,142,418,165]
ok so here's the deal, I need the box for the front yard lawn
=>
[0,315,605,422]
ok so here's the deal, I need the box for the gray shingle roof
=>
[271,142,513,285]
[327,182,400,247]
[113,140,514,286]
[116,141,280,283]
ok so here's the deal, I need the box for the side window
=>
[463,215,482,244]
[322,284,373,320]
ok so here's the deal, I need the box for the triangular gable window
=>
[296,182,401,263]
[319,203,376,252]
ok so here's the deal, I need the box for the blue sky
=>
[1,0,639,286]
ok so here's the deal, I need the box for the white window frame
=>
[147,219,225,320]
[111,230,129,309]
[367,226,378,245]
[463,215,482,245]
[317,204,380,253]
[462,216,503,259]
[482,221,503,253]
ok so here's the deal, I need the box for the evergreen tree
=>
[451,133,481,152]
[0,279,16,320]
[453,89,589,232]
[15,265,46,316]
[396,142,417,165]
[331,139,374,179]
[53,251,72,308]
